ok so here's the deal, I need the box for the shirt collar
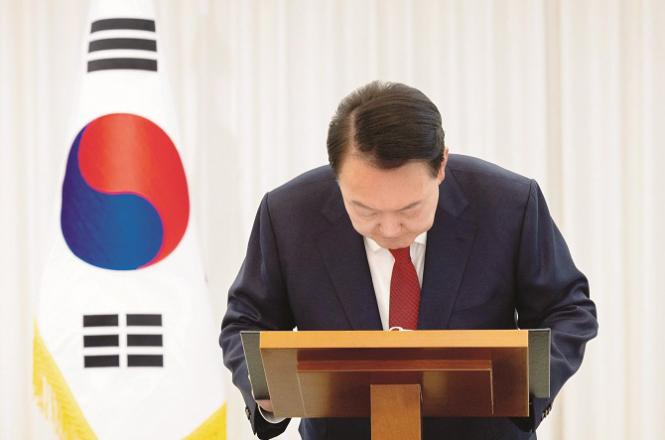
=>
[365,231,427,253]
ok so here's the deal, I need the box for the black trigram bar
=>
[126,314,162,326]
[87,58,157,72]
[91,18,155,33]
[84,334,119,347]
[83,314,118,327]
[128,354,163,367]
[84,355,120,368]
[127,334,162,347]
[89,38,157,52]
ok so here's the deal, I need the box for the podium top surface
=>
[259,329,528,350]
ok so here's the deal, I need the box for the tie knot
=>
[389,247,411,262]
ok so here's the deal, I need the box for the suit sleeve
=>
[513,180,598,432]
[220,193,295,439]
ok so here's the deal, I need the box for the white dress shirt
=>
[363,232,427,330]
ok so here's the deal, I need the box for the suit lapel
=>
[317,185,382,330]
[419,169,478,329]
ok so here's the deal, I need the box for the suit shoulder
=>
[448,154,531,187]
[447,154,534,210]
[266,165,337,212]
[448,154,533,194]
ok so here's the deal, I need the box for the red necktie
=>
[389,247,421,330]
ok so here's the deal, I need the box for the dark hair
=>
[327,81,445,177]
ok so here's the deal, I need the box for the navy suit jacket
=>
[220,154,598,440]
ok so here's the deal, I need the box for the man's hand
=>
[257,399,274,413]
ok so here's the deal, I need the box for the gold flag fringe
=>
[184,403,227,439]
[32,321,97,439]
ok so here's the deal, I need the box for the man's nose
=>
[378,218,402,238]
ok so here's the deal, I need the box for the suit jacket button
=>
[245,406,251,419]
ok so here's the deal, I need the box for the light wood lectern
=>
[241,329,550,440]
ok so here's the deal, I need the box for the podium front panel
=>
[258,330,529,418]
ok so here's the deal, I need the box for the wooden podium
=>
[242,329,550,440]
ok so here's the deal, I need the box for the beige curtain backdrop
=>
[1,0,663,439]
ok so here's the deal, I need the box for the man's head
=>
[327,81,449,249]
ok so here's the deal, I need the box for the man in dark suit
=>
[220,81,598,439]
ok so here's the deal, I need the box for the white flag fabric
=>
[32,1,226,438]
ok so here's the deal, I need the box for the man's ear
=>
[437,148,449,184]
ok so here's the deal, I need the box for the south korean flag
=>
[32,1,226,438]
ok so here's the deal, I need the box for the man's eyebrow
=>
[398,201,421,211]
[351,200,421,211]
[351,200,376,211]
